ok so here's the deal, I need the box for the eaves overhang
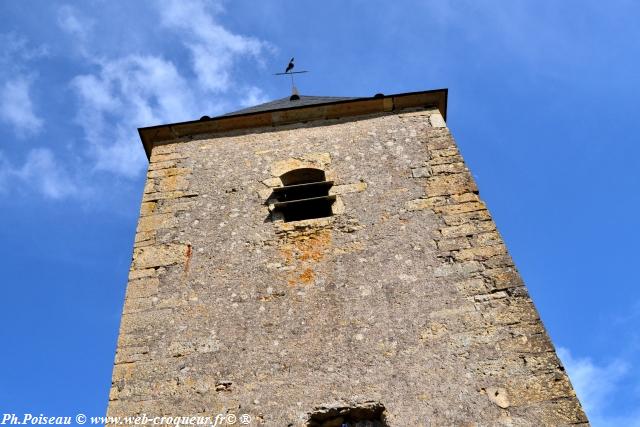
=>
[138,88,448,160]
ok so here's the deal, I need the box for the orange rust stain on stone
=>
[281,229,331,262]
[280,247,294,264]
[279,228,331,286]
[184,244,193,272]
[299,268,314,284]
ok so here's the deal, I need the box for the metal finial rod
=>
[273,71,309,75]
[274,73,309,97]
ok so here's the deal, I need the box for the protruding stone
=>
[430,112,446,128]
[410,166,431,178]
[330,182,367,195]
[486,387,510,409]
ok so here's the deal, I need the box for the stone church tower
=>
[108,89,588,426]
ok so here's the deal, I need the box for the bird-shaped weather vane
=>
[274,57,309,99]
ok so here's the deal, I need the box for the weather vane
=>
[274,57,308,99]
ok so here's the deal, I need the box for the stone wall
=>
[108,107,588,426]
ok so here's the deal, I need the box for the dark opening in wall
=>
[280,168,326,186]
[271,168,335,222]
[307,402,387,427]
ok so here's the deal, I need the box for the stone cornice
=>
[138,88,448,160]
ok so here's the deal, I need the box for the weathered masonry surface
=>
[108,91,588,426]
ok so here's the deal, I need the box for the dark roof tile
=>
[221,95,359,117]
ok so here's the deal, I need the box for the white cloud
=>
[158,0,268,92]
[1,1,274,199]
[71,55,199,177]
[0,148,78,199]
[558,347,640,427]
[0,32,48,65]
[0,33,65,198]
[0,152,10,192]
[239,86,269,108]
[62,0,272,178]
[0,77,43,137]
[57,5,92,42]
[0,34,47,139]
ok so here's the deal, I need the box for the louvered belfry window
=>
[271,168,335,222]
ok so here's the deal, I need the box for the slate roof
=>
[222,95,360,117]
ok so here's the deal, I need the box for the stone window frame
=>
[270,167,336,222]
[258,153,367,227]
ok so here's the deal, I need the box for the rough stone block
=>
[159,200,196,213]
[479,297,540,325]
[434,201,487,215]
[507,372,576,406]
[443,210,492,226]
[156,175,190,192]
[151,152,187,163]
[142,190,197,202]
[425,174,478,196]
[431,162,467,174]
[147,167,190,178]
[405,198,431,211]
[483,267,524,290]
[126,277,160,299]
[497,325,554,354]
[426,137,455,150]
[469,231,503,247]
[454,244,507,261]
[136,213,175,233]
[455,278,489,296]
[483,254,515,269]
[151,143,179,155]
[132,243,189,269]
[433,260,484,278]
[330,182,367,195]
[148,160,178,171]
[134,230,155,244]
[143,179,155,194]
[140,201,157,216]
[437,236,471,251]
[440,221,496,238]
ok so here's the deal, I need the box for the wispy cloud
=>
[0,32,49,65]
[1,1,274,199]
[0,33,73,199]
[559,346,640,426]
[60,0,272,179]
[158,0,269,92]
[0,77,43,137]
[57,5,92,42]
[0,33,47,139]
[239,86,270,108]
[71,55,198,177]
[0,148,78,199]
[421,2,623,81]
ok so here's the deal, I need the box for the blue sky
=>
[0,1,638,425]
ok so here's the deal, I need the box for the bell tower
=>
[108,89,588,426]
